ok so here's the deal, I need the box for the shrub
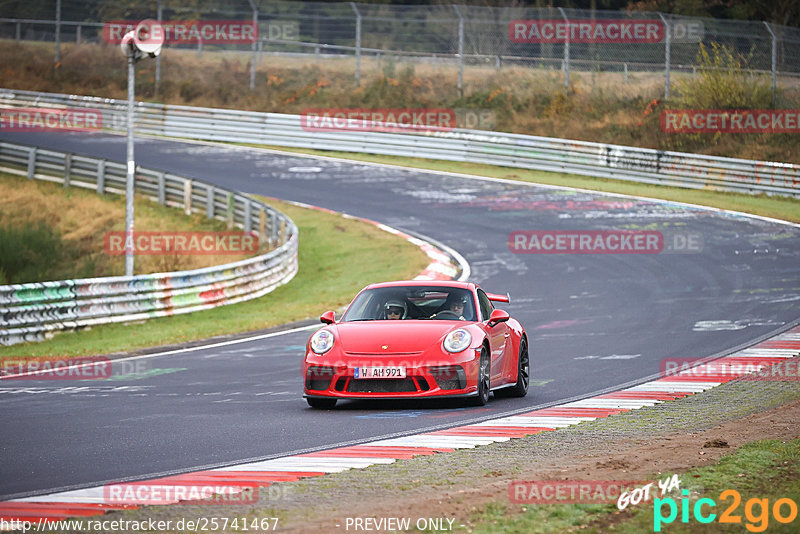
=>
[674,42,772,110]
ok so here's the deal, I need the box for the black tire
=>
[307,397,337,409]
[496,337,529,398]
[468,346,491,406]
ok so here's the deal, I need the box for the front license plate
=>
[354,367,406,379]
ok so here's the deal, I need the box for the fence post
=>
[558,7,570,92]
[763,21,777,108]
[54,0,62,66]
[63,153,71,188]
[155,0,162,96]
[97,160,106,194]
[350,2,362,88]
[658,13,671,99]
[27,148,37,179]
[453,5,464,97]
[247,0,258,91]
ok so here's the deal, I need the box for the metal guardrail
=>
[1,88,796,198]
[0,141,298,346]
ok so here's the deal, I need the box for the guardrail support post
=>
[184,179,193,215]
[227,193,235,229]
[157,172,166,205]
[244,200,252,233]
[558,7,570,92]
[97,160,106,194]
[350,2,362,88]
[206,185,215,219]
[27,148,37,179]
[259,208,267,248]
[658,13,671,100]
[76,25,81,44]
[15,22,21,42]
[453,5,464,97]
[63,153,71,188]
[270,212,278,247]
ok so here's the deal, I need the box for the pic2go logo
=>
[654,489,798,532]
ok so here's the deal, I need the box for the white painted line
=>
[0,324,319,380]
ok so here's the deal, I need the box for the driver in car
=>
[383,299,407,320]
[432,294,469,320]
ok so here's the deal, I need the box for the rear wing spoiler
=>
[486,292,510,303]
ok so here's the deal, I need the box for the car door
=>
[478,289,509,384]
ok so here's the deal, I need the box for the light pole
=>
[120,21,164,276]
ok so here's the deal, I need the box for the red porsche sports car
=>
[303,280,529,409]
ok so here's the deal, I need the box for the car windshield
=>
[341,286,477,322]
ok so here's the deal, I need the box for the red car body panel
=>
[303,281,527,403]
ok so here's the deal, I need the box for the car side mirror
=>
[320,311,335,324]
[488,309,510,326]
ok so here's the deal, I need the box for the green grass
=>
[460,438,800,533]
[0,196,429,358]
[244,145,800,225]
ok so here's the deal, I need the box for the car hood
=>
[333,321,466,354]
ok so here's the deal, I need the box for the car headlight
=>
[310,329,334,354]
[443,329,472,353]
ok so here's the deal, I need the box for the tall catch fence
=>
[1,88,797,200]
[1,1,798,104]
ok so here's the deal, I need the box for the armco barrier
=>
[1,88,798,197]
[0,141,298,346]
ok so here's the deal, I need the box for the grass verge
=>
[0,172,254,282]
[243,145,800,225]
[463,438,800,533]
[0,195,429,358]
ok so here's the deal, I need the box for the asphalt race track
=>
[2,131,799,500]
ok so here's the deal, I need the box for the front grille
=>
[429,365,466,390]
[347,378,417,393]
